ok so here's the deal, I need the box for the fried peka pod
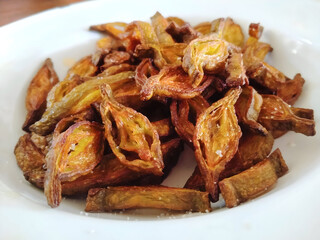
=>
[85,186,211,213]
[23,58,59,131]
[90,22,128,39]
[165,22,200,44]
[258,95,316,136]
[219,148,288,208]
[235,86,268,135]
[182,34,229,87]
[138,65,213,101]
[44,121,104,207]
[225,52,248,87]
[185,130,274,190]
[170,95,209,145]
[30,71,134,135]
[247,62,305,105]
[151,12,175,45]
[100,84,164,175]
[211,17,245,47]
[193,88,242,201]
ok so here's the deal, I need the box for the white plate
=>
[0,0,320,239]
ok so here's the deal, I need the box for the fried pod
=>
[151,12,175,45]
[23,58,59,130]
[219,148,288,208]
[258,95,316,136]
[235,86,268,135]
[139,65,213,101]
[30,71,134,135]
[90,22,128,39]
[211,17,245,47]
[193,88,242,201]
[85,186,211,213]
[44,121,104,207]
[100,84,163,175]
[182,34,229,87]
[225,52,248,87]
[64,55,99,81]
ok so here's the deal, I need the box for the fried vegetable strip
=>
[30,71,134,135]
[235,86,268,135]
[225,52,248,87]
[44,121,104,207]
[258,95,316,136]
[193,88,242,201]
[219,148,288,208]
[85,186,211,213]
[182,34,229,87]
[100,84,164,175]
[64,55,99,81]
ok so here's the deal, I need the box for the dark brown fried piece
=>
[150,118,175,138]
[23,59,59,131]
[184,166,206,192]
[258,95,316,136]
[182,34,229,87]
[235,86,268,135]
[170,96,209,145]
[165,22,200,43]
[193,88,242,201]
[247,62,305,105]
[44,121,104,207]
[85,186,211,213]
[248,23,264,39]
[100,84,164,175]
[139,65,213,101]
[132,138,184,186]
[219,148,288,208]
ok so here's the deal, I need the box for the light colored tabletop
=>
[0,0,84,26]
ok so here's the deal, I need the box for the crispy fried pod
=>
[90,22,128,39]
[225,52,248,87]
[235,86,268,135]
[44,121,104,207]
[219,148,288,208]
[193,88,242,201]
[30,71,134,135]
[85,186,211,213]
[151,12,175,45]
[211,18,245,47]
[64,55,99,81]
[139,65,213,101]
[258,95,316,136]
[182,34,229,87]
[100,84,164,175]
[23,59,59,131]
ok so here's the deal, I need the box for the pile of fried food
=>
[14,12,316,213]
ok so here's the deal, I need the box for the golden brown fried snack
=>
[160,43,187,65]
[165,22,200,43]
[30,71,134,135]
[44,121,104,207]
[166,16,186,27]
[138,65,213,101]
[219,148,288,208]
[211,17,244,47]
[193,88,242,201]
[151,12,175,45]
[182,34,229,87]
[23,59,59,131]
[150,118,175,139]
[258,95,316,136]
[184,166,206,192]
[247,63,305,105]
[100,84,164,175]
[235,86,268,135]
[64,55,99,81]
[225,52,248,87]
[95,36,123,53]
[85,186,211,213]
[101,51,131,70]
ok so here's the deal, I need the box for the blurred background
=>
[0,0,85,26]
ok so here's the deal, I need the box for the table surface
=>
[0,0,85,26]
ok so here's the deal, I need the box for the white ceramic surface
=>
[0,0,320,239]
